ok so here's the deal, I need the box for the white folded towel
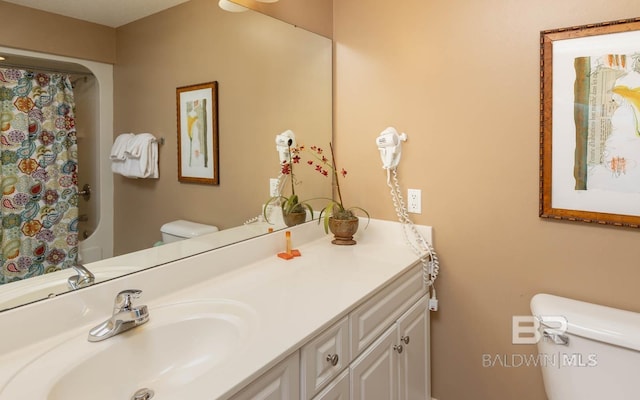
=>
[110,133,134,160]
[125,133,155,159]
[111,133,159,179]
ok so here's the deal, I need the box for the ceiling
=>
[3,0,191,27]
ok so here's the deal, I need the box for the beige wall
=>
[0,1,115,63]
[232,0,332,38]
[4,0,640,396]
[333,1,640,399]
[114,0,332,254]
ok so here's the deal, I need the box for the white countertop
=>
[0,219,431,399]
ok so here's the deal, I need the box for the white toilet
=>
[160,219,219,243]
[530,293,640,400]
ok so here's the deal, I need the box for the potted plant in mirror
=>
[306,143,369,245]
[263,145,313,227]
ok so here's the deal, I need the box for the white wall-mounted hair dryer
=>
[376,127,407,170]
[275,129,297,164]
[375,126,439,311]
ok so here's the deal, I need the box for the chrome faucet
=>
[67,264,95,290]
[88,289,149,342]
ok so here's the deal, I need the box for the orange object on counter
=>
[277,231,301,260]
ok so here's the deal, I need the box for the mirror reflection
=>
[0,0,332,311]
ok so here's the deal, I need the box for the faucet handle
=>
[72,264,95,280]
[67,264,95,290]
[114,289,143,313]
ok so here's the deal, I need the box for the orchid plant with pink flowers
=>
[305,143,369,233]
[263,144,313,223]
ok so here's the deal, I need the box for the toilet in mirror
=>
[160,220,219,244]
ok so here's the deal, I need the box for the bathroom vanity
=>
[0,219,432,399]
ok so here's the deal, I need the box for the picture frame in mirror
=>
[176,81,220,185]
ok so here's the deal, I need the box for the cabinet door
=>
[350,326,398,400]
[350,264,423,358]
[397,295,430,400]
[229,352,300,400]
[312,369,350,400]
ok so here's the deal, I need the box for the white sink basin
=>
[0,266,139,310]
[0,299,257,399]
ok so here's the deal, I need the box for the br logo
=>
[512,315,567,345]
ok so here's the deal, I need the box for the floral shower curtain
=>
[0,68,79,284]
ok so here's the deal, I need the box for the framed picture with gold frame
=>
[540,18,640,228]
[176,81,219,185]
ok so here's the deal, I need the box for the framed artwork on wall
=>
[540,18,640,228]
[176,81,219,185]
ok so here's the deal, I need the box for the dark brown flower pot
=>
[283,211,307,227]
[328,216,359,245]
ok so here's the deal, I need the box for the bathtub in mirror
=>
[0,0,332,311]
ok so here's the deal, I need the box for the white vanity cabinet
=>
[228,263,430,400]
[348,263,425,358]
[228,351,300,400]
[350,295,430,400]
[310,266,431,400]
[350,323,399,399]
[347,260,429,400]
[301,316,350,399]
[397,296,430,400]
[312,369,350,400]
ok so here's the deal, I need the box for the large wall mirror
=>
[0,0,332,312]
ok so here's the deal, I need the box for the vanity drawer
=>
[311,369,350,400]
[229,351,300,400]
[349,263,423,358]
[301,316,350,399]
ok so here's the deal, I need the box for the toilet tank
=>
[160,220,219,243]
[530,293,640,400]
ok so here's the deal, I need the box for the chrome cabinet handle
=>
[401,335,410,345]
[326,353,339,366]
[393,344,403,354]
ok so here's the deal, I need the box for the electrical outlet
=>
[407,188,422,214]
[269,178,279,197]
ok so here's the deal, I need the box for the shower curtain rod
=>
[0,62,94,77]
